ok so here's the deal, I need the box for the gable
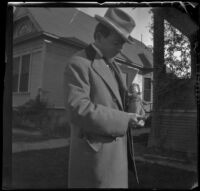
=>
[14,7,30,21]
[13,16,39,39]
[14,8,42,40]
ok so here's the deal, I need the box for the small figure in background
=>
[127,83,146,127]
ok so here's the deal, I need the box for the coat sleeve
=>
[64,57,130,138]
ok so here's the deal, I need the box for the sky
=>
[79,7,153,46]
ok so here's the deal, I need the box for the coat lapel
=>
[85,44,124,110]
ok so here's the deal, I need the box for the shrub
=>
[13,95,51,131]
[13,95,71,138]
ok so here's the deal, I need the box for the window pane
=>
[144,78,151,89]
[144,78,151,102]
[144,89,151,102]
[19,54,30,92]
[13,57,20,92]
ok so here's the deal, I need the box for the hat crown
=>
[95,8,136,44]
[104,8,135,33]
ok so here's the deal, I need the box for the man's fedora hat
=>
[95,8,136,44]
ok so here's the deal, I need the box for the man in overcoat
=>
[64,8,143,188]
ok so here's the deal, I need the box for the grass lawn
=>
[12,146,197,189]
[12,147,69,189]
[12,126,70,143]
[128,162,197,189]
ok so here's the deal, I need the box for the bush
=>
[13,95,51,131]
[13,95,71,138]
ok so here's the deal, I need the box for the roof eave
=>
[13,31,44,45]
[13,31,88,49]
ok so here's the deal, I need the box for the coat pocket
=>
[80,132,115,152]
[84,138,103,152]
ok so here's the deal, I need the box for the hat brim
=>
[95,15,135,44]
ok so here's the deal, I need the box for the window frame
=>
[143,77,152,102]
[12,53,32,94]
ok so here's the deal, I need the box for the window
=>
[143,77,151,102]
[12,54,30,93]
[13,57,20,92]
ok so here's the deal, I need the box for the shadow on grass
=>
[12,146,197,189]
[12,147,69,189]
[128,162,197,189]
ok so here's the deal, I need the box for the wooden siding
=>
[150,110,197,154]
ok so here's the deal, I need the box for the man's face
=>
[98,31,125,59]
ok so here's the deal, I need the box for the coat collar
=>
[85,45,123,110]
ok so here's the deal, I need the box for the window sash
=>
[19,54,30,92]
[13,54,30,93]
[144,78,151,102]
[144,89,151,102]
[12,57,20,92]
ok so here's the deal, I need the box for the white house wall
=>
[42,41,81,108]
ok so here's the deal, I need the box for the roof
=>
[14,7,153,69]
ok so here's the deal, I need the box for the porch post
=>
[148,8,165,147]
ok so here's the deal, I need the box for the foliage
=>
[14,94,51,130]
[13,95,70,138]
[148,9,191,79]
[164,20,191,78]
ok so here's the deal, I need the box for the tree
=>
[164,20,191,78]
[148,9,191,79]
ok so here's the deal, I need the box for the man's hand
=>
[137,119,145,127]
[128,113,145,128]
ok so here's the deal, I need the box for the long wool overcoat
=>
[64,45,134,188]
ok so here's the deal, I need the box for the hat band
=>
[104,16,132,38]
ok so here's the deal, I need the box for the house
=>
[148,6,199,156]
[12,7,153,118]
